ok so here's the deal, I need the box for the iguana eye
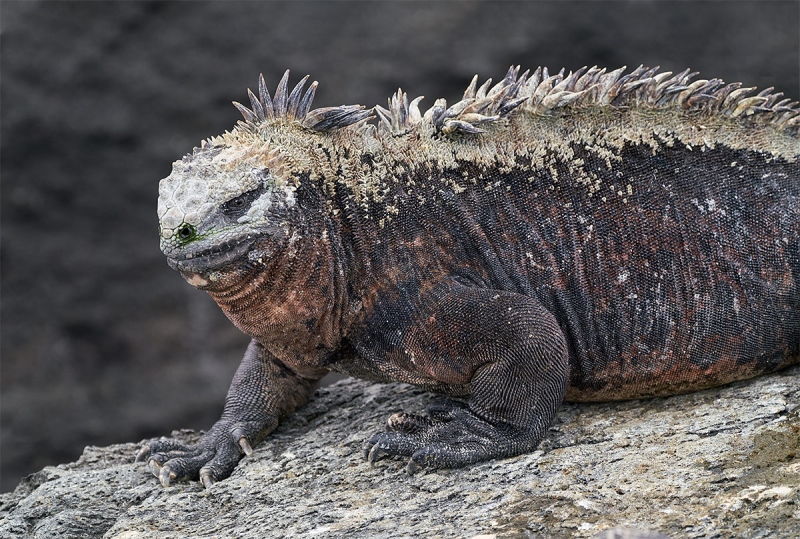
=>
[221,186,266,218]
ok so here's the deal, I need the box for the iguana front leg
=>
[136,340,324,487]
[362,280,569,473]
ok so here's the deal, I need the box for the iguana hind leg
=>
[361,281,569,473]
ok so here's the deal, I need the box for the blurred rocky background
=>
[1,0,798,492]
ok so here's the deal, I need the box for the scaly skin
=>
[139,67,800,486]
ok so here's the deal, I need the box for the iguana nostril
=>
[177,224,195,241]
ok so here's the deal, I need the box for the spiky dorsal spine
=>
[231,66,800,137]
[232,70,373,132]
[375,65,800,136]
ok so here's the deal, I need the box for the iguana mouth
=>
[166,235,256,274]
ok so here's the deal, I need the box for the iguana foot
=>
[364,401,530,474]
[136,419,267,487]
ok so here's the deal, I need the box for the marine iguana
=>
[138,66,800,488]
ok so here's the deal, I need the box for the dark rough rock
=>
[1,0,798,493]
[2,367,799,538]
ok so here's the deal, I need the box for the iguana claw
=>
[366,444,389,464]
[238,437,254,457]
[200,472,216,489]
[135,445,151,463]
[159,466,177,487]
[147,458,162,475]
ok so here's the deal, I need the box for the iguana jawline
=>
[166,235,257,275]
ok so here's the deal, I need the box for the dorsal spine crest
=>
[235,66,800,137]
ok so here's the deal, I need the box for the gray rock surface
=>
[2,0,799,493]
[2,366,798,538]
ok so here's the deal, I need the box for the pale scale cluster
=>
[158,145,269,241]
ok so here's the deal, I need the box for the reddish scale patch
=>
[200,229,345,374]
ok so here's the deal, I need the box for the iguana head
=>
[158,141,297,288]
[157,71,371,288]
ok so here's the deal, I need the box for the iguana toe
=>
[135,437,191,463]
[385,411,437,434]
[405,459,421,475]
[365,441,400,464]
[364,430,419,463]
